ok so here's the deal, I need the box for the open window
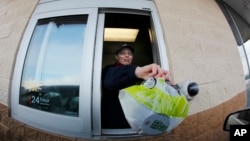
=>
[102,12,154,134]
[92,8,169,136]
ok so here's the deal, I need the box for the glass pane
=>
[19,15,88,116]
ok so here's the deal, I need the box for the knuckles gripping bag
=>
[118,77,189,135]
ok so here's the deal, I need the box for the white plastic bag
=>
[118,78,189,135]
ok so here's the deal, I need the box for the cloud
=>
[22,75,80,90]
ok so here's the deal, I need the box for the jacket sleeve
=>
[102,65,139,91]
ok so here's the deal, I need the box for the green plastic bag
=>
[119,78,189,135]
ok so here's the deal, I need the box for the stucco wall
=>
[0,0,39,106]
[154,0,246,114]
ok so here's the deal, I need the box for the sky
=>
[21,21,87,89]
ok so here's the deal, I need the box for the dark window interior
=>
[101,13,154,129]
[102,13,153,67]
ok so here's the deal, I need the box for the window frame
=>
[11,0,170,138]
[11,8,98,138]
[93,6,170,137]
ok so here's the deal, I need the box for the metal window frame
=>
[11,0,170,139]
[11,7,98,138]
[92,2,170,138]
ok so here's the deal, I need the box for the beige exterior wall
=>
[0,0,247,141]
[0,0,39,106]
[154,0,246,114]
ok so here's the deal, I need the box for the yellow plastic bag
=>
[119,78,189,135]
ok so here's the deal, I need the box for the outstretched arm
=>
[102,63,173,91]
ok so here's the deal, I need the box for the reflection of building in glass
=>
[20,85,79,116]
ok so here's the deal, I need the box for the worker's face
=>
[115,48,133,65]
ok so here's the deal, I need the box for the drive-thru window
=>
[11,0,169,138]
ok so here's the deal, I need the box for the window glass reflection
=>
[20,15,88,116]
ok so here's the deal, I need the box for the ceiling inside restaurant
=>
[221,0,250,26]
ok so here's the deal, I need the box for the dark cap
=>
[115,44,134,54]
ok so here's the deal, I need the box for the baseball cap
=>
[115,44,134,54]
